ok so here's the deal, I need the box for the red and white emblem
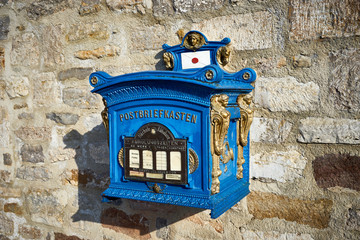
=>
[181,51,211,69]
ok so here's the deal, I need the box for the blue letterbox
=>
[89,31,256,218]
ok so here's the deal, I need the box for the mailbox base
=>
[101,182,249,219]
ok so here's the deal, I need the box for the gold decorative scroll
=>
[101,98,109,145]
[163,52,174,70]
[236,94,254,179]
[216,46,230,66]
[210,94,234,194]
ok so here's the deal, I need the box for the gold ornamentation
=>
[101,98,109,145]
[183,32,206,51]
[242,72,250,80]
[210,94,234,194]
[91,76,98,85]
[205,70,214,80]
[118,148,124,168]
[216,46,230,66]
[236,94,254,179]
[153,183,161,193]
[189,148,199,174]
[163,52,174,70]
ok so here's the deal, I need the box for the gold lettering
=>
[134,111,138,118]
[139,110,143,118]
[169,111,174,119]
[175,112,180,120]
[144,110,149,118]
[181,112,186,120]
[159,109,164,118]
[186,113,191,122]
[164,110,169,118]
[129,112,134,119]
[125,113,129,120]
[150,109,152,118]
[154,109,158,118]
[191,114,197,123]
[120,114,124,121]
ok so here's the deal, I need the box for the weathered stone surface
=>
[26,0,71,20]
[106,0,151,13]
[0,16,9,40]
[0,170,10,183]
[74,45,121,60]
[255,76,319,112]
[87,143,109,164]
[293,55,312,68]
[63,88,100,109]
[0,80,5,99]
[5,76,30,99]
[241,231,314,240]
[66,22,109,42]
[250,118,293,143]
[0,122,9,147]
[15,127,51,142]
[26,189,67,227]
[0,47,4,72]
[156,218,169,239]
[192,12,273,50]
[3,153,11,166]
[13,103,28,109]
[0,215,13,235]
[250,149,307,183]
[209,220,223,233]
[33,72,59,106]
[19,225,42,239]
[131,25,172,52]
[101,207,151,239]
[4,202,23,215]
[289,0,360,41]
[18,112,34,120]
[0,107,6,124]
[153,0,173,16]
[46,112,79,125]
[58,67,93,81]
[62,169,109,188]
[313,154,360,191]
[20,144,45,163]
[0,187,21,198]
[54,233,84,240]
[79,0,101,16]
[247,191,333,229]
[41,24,65,68]
[347,206,360,230]
[329,48,360,112]
[0,234,10,240]
[11,32,40,67]
[0,0,8,7]
[173,0,224,12]
[16,166,50,181]
[298,118,360,144]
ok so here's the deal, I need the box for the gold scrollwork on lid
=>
[101,98,109,145]
[236,94,254,179]
[183,32,206,51]
[189,148,199,174]
[216,46,230,66]
[118,148,124,168]
[163,52,174,70]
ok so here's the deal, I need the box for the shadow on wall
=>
[63,124,203,238]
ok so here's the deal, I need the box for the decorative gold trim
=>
[210,94,234,194]
[101,98,109,145]
[118,148,124,168]
[91,76,98,85]
[189,148,199,174]
[183,32,206,51]
[163,52,174,70]
[236,94,254,179]
[242,72,250,80]
[216,46,230,66]
[205,70,214,80]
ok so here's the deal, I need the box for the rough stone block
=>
[313,154,360,191]
[79,0,101,16]
[4,203,23,215]
[106,0,151,13]
[74,45,121,60]
[0,80,5,99]
[250,117,292,143]
[0,170,10,183]
[156,218,169,239]
[46,112,79,125]
[58,67,93,81]
[20,144,45,163]
[192,12,273,50]
[130,25,174,51]
[62,169,109,188]
[66,22,109,42]
[101,207,151,239]
[15,127,51,142]
[3,153,11,166]
[173,0,224,13]
[0,122,9,147]
[247,191,333,229]
[255,76,319,112]
[242,231,314,240]
[5,76,30,99]
[329,48,360,112]
[18,112,34,120]
[293,55,312,68]
[250,149,307,183]
[26,0,71,20]
[289,0,360,41]
[0,106,6,124]
[87,142,109,164]
[0,187,21,198]
[19,225,42,239]
[153,0,173,16]
[11,33,40,67]
[63,88,100,109]
[0,47,4,72]
[347,207,360,231]
[0,0,8,7]
[33,72,59,106]
[41,24,65,68]
[16,166,50,181]
[0,16,9,40]
[0,215,13,235]
[54,233,84,240]
[298,118,360,144]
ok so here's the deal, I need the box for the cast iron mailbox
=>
[89,31,256,218]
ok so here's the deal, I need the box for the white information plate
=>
[170,151,181,171]
[129,149,140,168]
[142,150,153,169]
[156,151,167,170]
[165,174,181,180]
[146,173,163,179]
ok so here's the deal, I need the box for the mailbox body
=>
[90,31,256,218]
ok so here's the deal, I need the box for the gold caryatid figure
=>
[236,94,254,179]
[210,94,234,194]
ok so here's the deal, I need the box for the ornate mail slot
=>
[89,31,256,218]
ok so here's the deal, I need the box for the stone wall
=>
[0,0,359,239]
